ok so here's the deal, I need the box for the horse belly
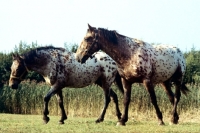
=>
[152,59,178,83]
[117,66,144,83]
[66,73,100,88]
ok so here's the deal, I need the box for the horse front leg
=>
[96,87,111,123]
[56,91,67,124]
[43,87,57,124]
[117,78,132,126]
[143,79,164,125]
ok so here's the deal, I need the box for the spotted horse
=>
[9,46,124,124]
[75,24,190,126]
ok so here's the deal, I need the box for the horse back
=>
[150,44,186,83]
[92,52,118,85]
[120,43,186,83]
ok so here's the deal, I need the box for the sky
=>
[0,0,200,53]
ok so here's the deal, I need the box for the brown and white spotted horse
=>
[9,46,124,124]
[75,24,189,126]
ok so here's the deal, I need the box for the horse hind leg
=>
[95,87,121,123]
[161,80,179,124]
[168,67,187,125]
[95,76,121,123]
[110,89,122,120]
[95,86,111,123]
[170,80,181,124]
[56,91,67,124]
[161,80,174,105]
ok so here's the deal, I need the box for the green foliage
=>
[71,43,78,52]
[0,53,12,86]
[184,48,200,84]
[64,42,78,52]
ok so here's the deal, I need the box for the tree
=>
[184,48,200,84]
[0,53,12,86]
[71,43,78,52]
[64,42,78,52]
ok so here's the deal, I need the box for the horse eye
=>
[84,37,93,42]
[16,68,20,72]
[84,37,88,41]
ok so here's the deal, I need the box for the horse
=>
[75,24,190,126]
[9,46,124,124]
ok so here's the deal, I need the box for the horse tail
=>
[180,83,190,95]
[115,72,124,94]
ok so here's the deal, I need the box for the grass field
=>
[0,113,200,133]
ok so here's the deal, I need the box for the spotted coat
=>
[118,37,186,84]
[9,46,123,124]
[28,49,118,88]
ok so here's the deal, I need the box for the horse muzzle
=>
[81,55,91,63]
[9,82,19,89]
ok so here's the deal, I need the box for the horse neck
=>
[23,51,49,75]
[99,36,134,66]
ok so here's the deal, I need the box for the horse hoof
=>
[95,119,103,123]
[171,117,179,125]
[43,120,49,124]
[159,121,165,125]
[169,121,178,125]
[43,117,50,124]
[116,121,126,126]
[59,121,65,124]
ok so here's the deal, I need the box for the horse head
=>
[76,24,101,63]
[9,53,28,89]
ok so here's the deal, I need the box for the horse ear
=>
[12,53,15,57]
[12,53,17,60]
[12,53,21,61]
[16,53,22,60]
[88,24,95,32]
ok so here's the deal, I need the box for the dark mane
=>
[36,46,66,52]
[98,28,118,44]
[22,46,66,64]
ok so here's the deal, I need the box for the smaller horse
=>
[9,46,124,124]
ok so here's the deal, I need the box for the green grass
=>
[0,114,199,133]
